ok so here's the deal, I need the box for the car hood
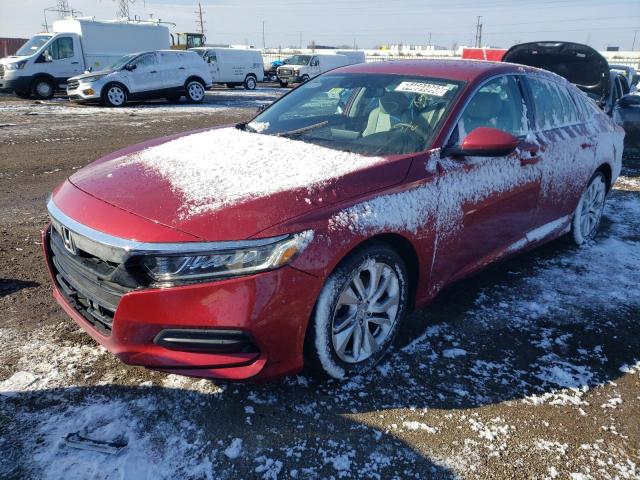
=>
[68,127,412,241]
[503,41,610,104]
[0,55,31,64]
[69,69,114,81]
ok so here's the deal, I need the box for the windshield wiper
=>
[276,120,329,138]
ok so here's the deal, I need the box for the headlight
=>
[82,75,105,83]
[137,231,313,284]
[5,61,27,70]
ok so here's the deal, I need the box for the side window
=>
[131,53,158,69]
[206,52,217,63]
[457,75,526,141]
[51,37,74,60]
[528,77,568,130]
[549,81,580,125]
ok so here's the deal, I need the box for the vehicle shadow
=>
[2,192,638,478]
[0,279,39,298]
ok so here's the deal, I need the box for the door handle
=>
[150,70,158,74]
[581,143,593,149]
[71,61,79,64]
[178,67,185,70]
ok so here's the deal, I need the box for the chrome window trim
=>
[47,197,288,264]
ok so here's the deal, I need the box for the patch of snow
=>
[224,437,243,459]
[129,128,385,218]
[442,348,467,359]
[402,421,438,433]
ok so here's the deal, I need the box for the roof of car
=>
[336,59,539,82]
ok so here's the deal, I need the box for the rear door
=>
[431,74,541,284]
[523,75,596,228]
[158,52,181,88]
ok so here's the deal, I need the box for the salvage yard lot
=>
[0,90,639,479]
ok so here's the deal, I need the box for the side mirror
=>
[443,127,520,158]
[124,64,137,71]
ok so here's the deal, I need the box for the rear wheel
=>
[571,171,607,245]
[32,78,54,100]
[305,243,408,379]
[244,75,257,90]
[102,83,127,107]
[185,80,205,103]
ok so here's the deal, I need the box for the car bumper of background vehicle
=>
[41,227,323,381]
[0,76,32,94]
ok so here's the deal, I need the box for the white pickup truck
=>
[276,51,365,87]
[0,18,169,99]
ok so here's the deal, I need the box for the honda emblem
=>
[61,226,77,254]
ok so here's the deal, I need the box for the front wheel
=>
[244,76,257,90]
[279,80,288,88]
[301,74,310,83]
[102,83,127,107]
[32,78,54,100]
[185,80,205,103]
[571,171,607,245]
[305,243,408,379]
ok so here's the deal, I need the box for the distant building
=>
[0,38,28,57]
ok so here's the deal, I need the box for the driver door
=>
[205,50,220,83]
[41,36,83,83]
[126,53,161,93]
[430,75,541,284]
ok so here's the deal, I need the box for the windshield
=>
[247,73,463,156]
[15,35,52,56]
[106,54,138,71]
[287,55,312,66]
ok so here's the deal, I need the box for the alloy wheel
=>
[35,81,53,99]
[331,261,400,363]
[578,175,606,240]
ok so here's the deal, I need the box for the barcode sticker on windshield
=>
[395,82,450,96]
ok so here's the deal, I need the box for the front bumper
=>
[0,75,32,94]
[42,225,322,381]
[67,81,102,102]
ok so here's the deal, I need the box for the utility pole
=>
[262,21,266,50]
[299,31,303,50]
[56,0,71,18]
[474,16,482,48]
[633,30,638,51]
[428,32,432,49]
[116,0,132,20]
[195,2,206,37]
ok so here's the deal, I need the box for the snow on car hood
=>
[69,127,410,241]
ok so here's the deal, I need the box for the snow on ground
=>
[0,88,283,116]
[1,183,639,478]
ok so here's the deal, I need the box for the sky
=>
[0,0,638,51]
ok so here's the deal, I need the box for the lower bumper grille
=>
[47,227,132,335]
[67,79,79,90]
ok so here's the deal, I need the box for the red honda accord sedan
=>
[43,60,623,381]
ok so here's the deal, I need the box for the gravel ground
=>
[0,90,638,480]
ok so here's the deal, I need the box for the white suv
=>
[66,50,213,106]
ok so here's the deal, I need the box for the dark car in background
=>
[504,41,639,153]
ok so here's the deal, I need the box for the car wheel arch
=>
[185,76,205,88]
[101,81,129,97]
[595,162,613,192]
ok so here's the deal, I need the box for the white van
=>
[276,51,365,87]
[66,50,212,106]
[190,47,264,90]
[0,18,169,99]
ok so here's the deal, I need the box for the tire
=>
[244,75,257,90]
[571,171,607,245]
[305,243,409,380]
[166,95,181,103]
[279,81,288,88]
[185,80,205,103]
[31,78,54,100]
[301,74,310,83]
[102,83,127,107]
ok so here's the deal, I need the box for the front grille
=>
[0,64,4,79]
[47,226,133,335]
[67,79,79,90]
[279,69,292,76]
